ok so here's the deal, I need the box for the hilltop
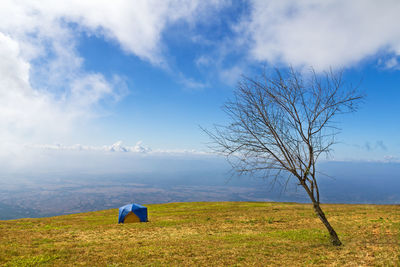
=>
[0,202,399,266]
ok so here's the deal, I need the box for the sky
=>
[0,0,400,175]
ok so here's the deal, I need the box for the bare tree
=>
[204,68,362,246]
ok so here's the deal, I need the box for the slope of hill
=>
[0,202,399,266]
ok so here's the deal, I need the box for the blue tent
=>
[118,203,148,223]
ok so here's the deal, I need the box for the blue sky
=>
[0,0,400,175]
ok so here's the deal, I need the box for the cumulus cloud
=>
[383,155,400,163]
[0,144,218,180]
[29,141,210,156]
[0,1,128,146]
[28,141,150,153]
[20,0,226,65]
[0,32,70,142]
[238,0,400,70]
[0,0,226,149]
[379,56,400,70]
[0,141,213,177]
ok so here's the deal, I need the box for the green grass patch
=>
[0,202,399,266]
[5,254,59,266]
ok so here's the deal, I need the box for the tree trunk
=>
[312,202,342,246]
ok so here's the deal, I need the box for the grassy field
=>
[0,202,399,266]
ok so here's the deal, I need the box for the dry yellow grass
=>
[0,202,399,266]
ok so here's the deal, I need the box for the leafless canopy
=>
[205,67,362,204]
[205,68,362,246]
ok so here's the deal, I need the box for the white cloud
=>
[382,57,400,69]
[383,155,400,163]
[28,141,211,156]
[0,32,69,142]
[178,74,208,90]
[0,141,212,176]
[195,55,212,67]
[219,65,244,86]
[22,0,226,65]
[0,0,226,150]
[106,140,152,153]
[238,0,400,70]
[0,1,131,147]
